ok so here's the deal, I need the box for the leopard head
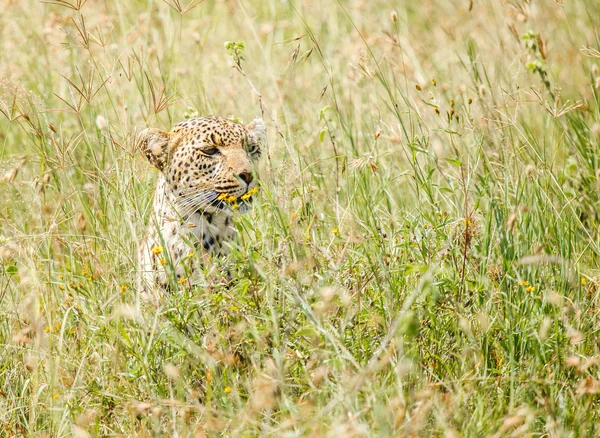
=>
[139,116,266,214]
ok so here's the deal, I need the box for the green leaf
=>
[445,158,462,167]
[318,106,330,121]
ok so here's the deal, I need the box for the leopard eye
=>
[202,147,220,156]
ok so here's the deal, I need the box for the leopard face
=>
[139,116,266,215]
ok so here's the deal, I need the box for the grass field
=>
[1,0,600,435]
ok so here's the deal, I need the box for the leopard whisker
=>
[177,191,218,217]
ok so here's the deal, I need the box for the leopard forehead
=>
[172,115,248,147]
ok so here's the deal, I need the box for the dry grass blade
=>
[162,0,205,15]
[53,91,83,113]
[54,67,110,112]
[529,88,583,118]
[296,48,313,67]
[276,34,305,45]
[63,68,110,103]
[40,0,87,10]
[0,156,27,183]
[117,55,134,82]
[145,73,177,114]
[70,15,90,48]
[317,84,328,102]
[580,46,600,58]
[284,42,300,70]
[0,92,23,122]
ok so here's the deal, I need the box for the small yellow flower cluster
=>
[518,280,535,292]
[217,187,259,210]
[45,322,62,333]
[217,193,234,201]
[217,193,238,209]
[151,245,163,255]
[177,277,187,284]
[241,187,259,201]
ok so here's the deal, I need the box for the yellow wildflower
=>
[226,195,237,203]
[332,228,340,235]
[224,386,231,393]
[581,278,587,286]
[248,187,259,195]
[232,202,239,210]
[206,369,213,383]
[159,258,166,265]
[241,192,251,201]
[177,277,187,284]
[52,393,59,399]
[151,246,163,255]
[517,281,529,287]
[526,286,535,292]
[120,285,127,292]
[217,193,229,201]
[187,252,195,258]
[44,326,50,333]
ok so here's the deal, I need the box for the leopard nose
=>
[238,172,253,185]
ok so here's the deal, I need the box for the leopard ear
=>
[138,128,172,170]
[245,118,266,157]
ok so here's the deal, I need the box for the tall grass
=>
[1,0,600,435]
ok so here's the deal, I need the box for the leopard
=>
[137,115,266,298]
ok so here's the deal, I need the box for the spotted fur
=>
[137,116,266,298]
